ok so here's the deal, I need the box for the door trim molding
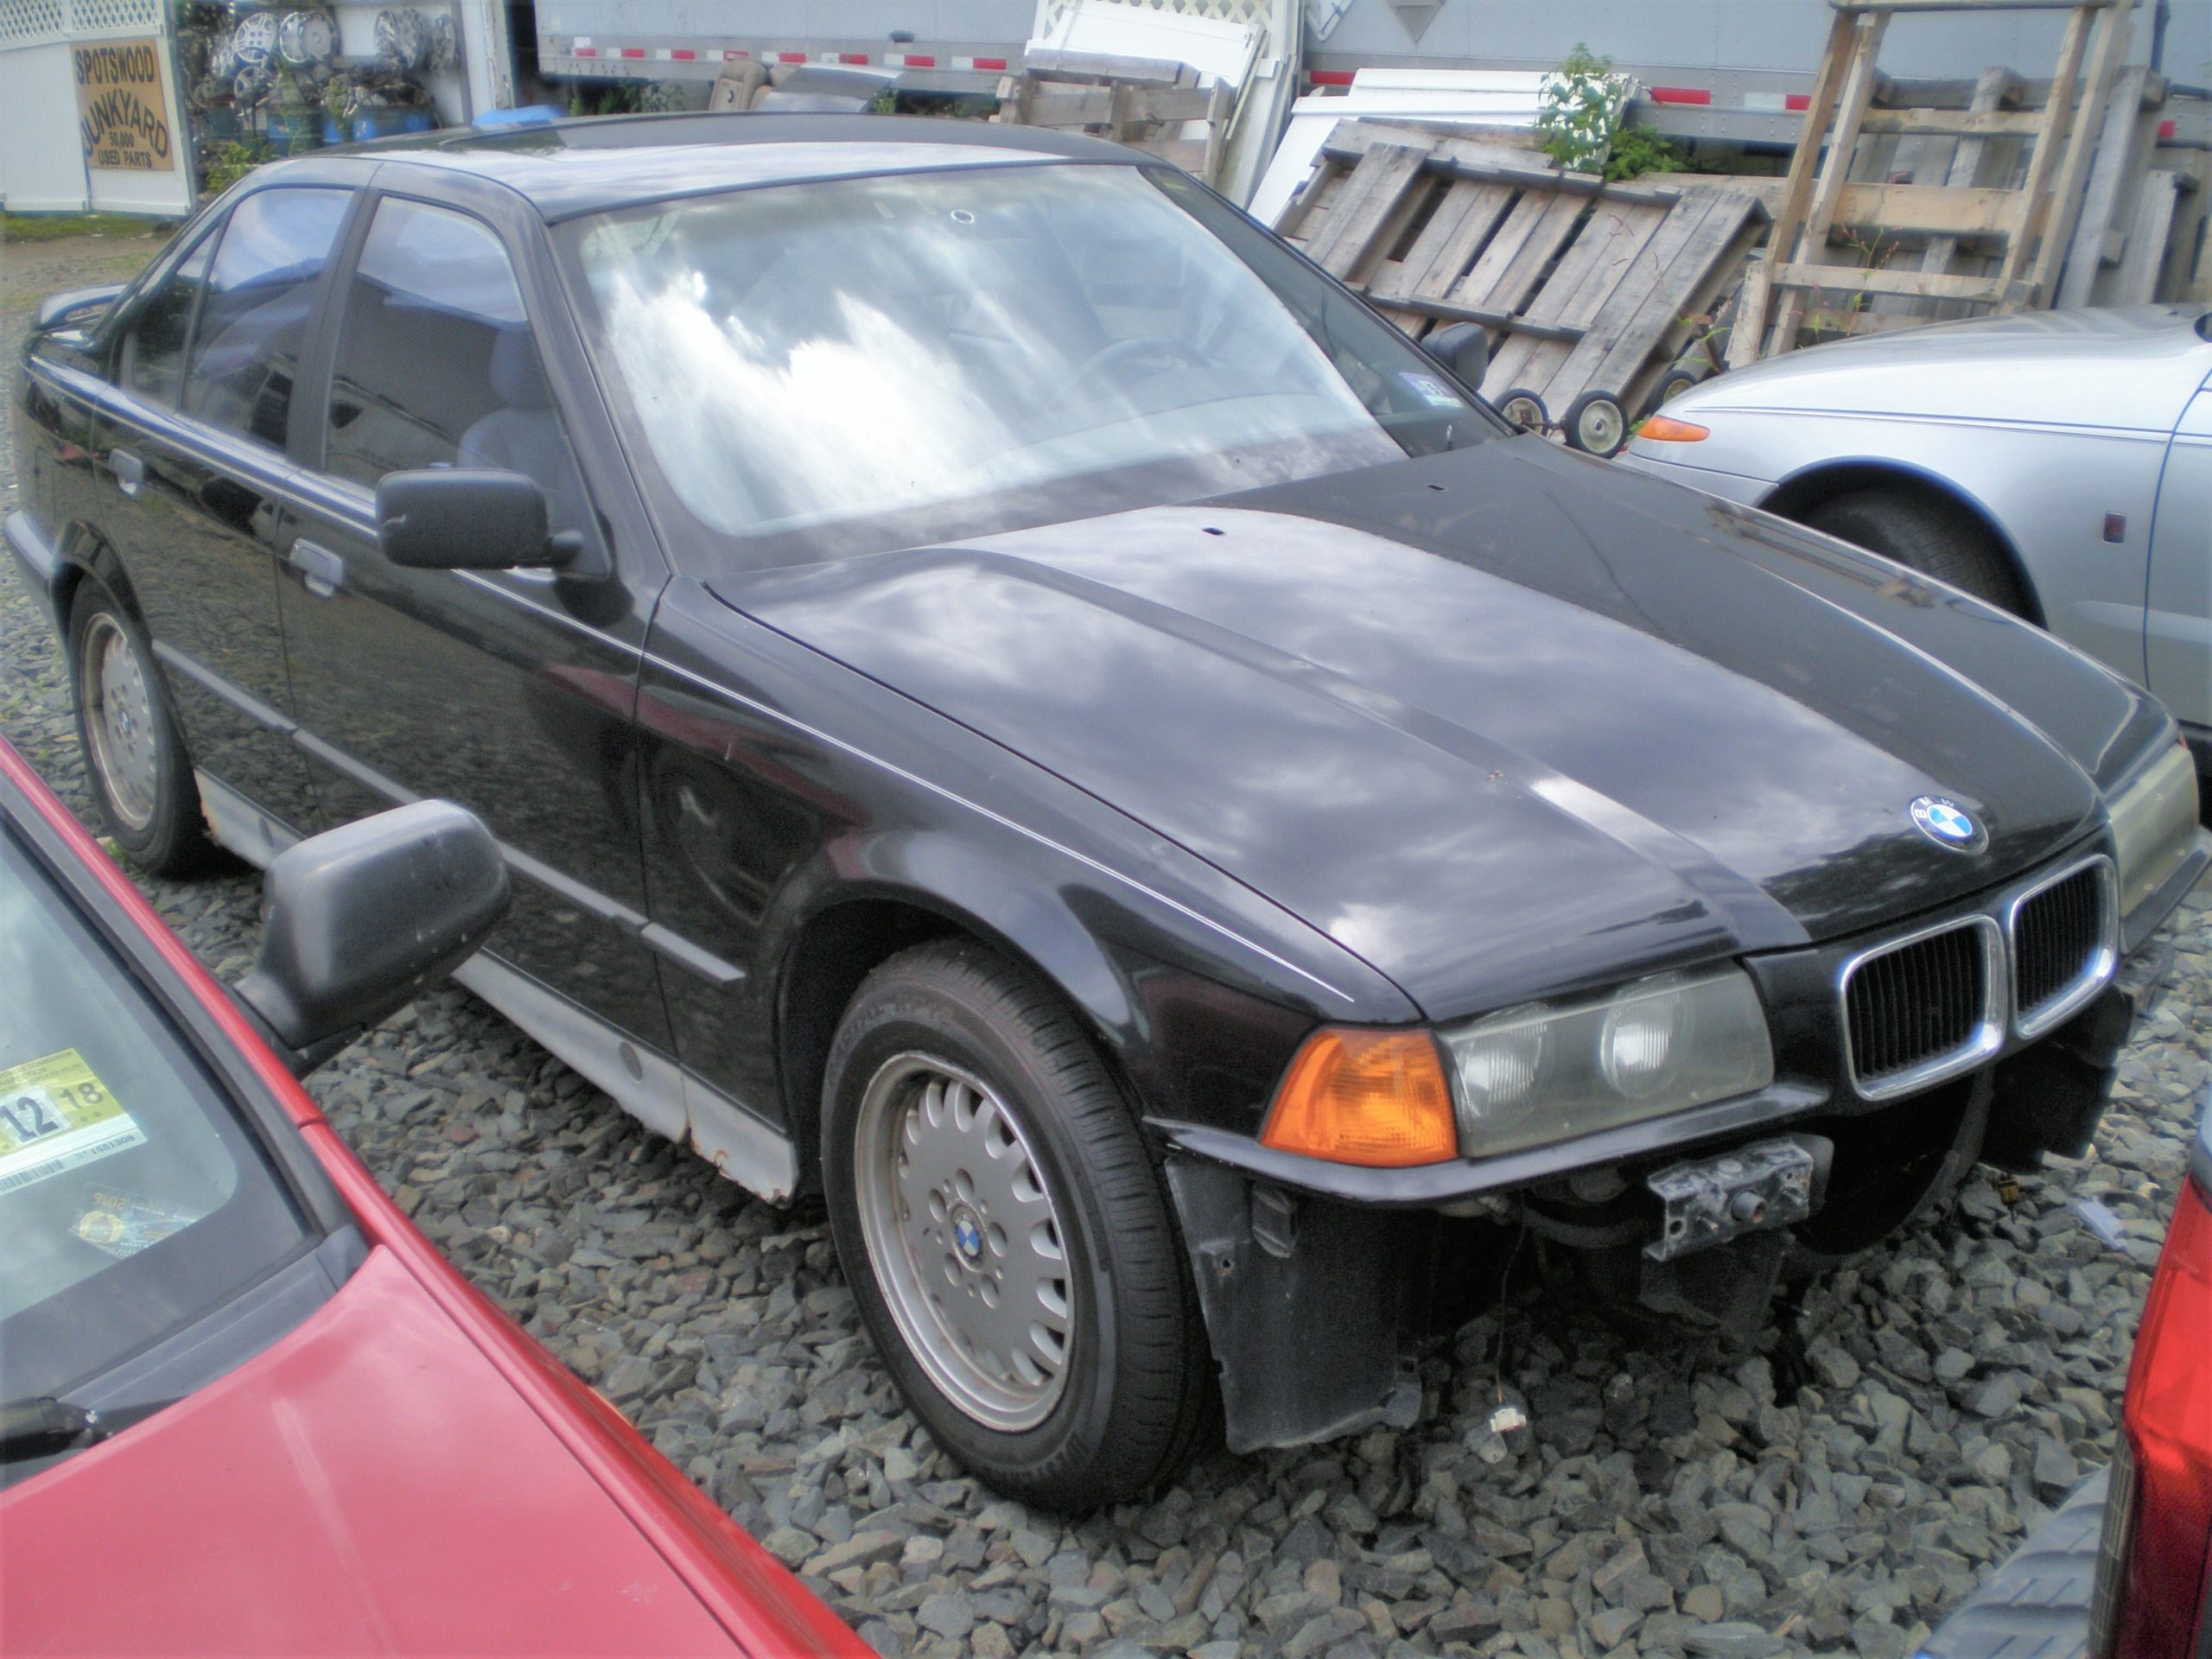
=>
[162,641,746,986]
[196,770,797,1201]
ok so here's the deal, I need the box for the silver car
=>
[1618,305,2212,772]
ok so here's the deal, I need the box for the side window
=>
[123,233,213,408]
[182,188,350,449]
[324,198,589,537]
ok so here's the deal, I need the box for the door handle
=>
[111,448,144,498]
[287,538,346,600]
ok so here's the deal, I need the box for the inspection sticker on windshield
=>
[1397,370,1466,409]
[0,1050,143,1198]
[74,1188,199,1260]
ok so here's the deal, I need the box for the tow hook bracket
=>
[1644,1136,1820,1262]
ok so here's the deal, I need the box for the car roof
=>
[289,111,1139,221]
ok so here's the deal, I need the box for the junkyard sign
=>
[73,40,175,172]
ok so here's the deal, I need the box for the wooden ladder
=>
[1728,0,2134,367]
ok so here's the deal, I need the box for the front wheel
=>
[822,939,1214,1510]
[68,581,217,875]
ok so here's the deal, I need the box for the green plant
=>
[1604,124,1684,182]
[199,138,271,197]
[1536,44,1624,175]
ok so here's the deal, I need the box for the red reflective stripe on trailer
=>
[619,47,645,58]
[1786,93,1811,111]
[571,45,597,57]
[1647,86,1712,105]
[2161,118,2177,140]
[839,52,869,62]
[669,48,696,60]
[973,56,1007,70]
[777,50,805,61]
[1307,68,1355,86]
[900,54,934,66]
[723,48,748,59]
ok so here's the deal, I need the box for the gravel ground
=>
[7,228,2211,1659]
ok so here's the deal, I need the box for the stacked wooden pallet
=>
[992,49,1236,186]
[1726,0,2193,365]
[1277,119,1767,455]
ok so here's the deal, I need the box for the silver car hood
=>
[1676,304,2212,434]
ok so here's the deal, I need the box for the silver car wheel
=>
[79,613,160,832]
[853,1051,1074,1432]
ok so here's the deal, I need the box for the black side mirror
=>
[233,801,510,1074]
[1423,322,1489,392]
[34,283,125,336]
[376,469,582,570]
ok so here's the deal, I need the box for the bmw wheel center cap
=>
[1910,795,1986,853]
[951,1208,984,1263]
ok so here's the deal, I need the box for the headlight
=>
[2108,734,2200,921]
[1442,965,1772,1157]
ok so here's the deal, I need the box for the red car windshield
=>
[0,823,315,1415]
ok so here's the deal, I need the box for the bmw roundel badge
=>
[1910,795,1986,853]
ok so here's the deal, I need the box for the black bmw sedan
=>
[8,113,2204,1510]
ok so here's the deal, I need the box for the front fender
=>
[760,824,1352,1146]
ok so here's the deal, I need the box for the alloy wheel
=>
[852,1051,1074,1432]
[79,614,160,832]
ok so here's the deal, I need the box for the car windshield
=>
[0,822,315,1409]
[568,161,1497,569]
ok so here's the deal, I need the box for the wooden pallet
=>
[1730,0,2136,367]
[993,50,1235,185]
[1280,120,1768,453]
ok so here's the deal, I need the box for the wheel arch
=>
[770,863,1163,1193]
[48,519,128,632]
[1757,459,2046,626]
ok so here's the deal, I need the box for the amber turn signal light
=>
[1261,1027,1458,1167]
[1634,414,1708,442]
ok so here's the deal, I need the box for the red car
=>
[1919,1080,2212,1659]
[0,737,870,1656]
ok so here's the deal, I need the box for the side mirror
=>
[1423,322,1489,392]
[376,469,582,570]
[232,801,511,1074]
[34,283,125,336]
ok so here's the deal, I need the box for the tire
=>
[1564,390,1629,457]
[1649,360,1710,411]
[67,581,218,875]
[1804,488,2030,615]
[822,938,1214,1510]
[1495,389,1547,433]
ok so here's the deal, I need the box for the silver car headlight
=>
[1441,964,1773,1157]
[2108,735,2200,922]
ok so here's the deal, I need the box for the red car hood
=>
[3,1246,763,1655]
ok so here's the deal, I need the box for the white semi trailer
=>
[525,0,2207,147]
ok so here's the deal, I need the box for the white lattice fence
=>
[1,0,162,46]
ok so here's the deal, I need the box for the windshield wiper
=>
[0,1396,99,1463]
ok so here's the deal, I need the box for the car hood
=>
[0,1248,751,1655]
[715,440,2134,1019]
[1669,303,2212,434]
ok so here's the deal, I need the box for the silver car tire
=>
[822,938,1214,1510]
[67,582,217,875]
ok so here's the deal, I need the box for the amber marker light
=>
[1260,1027,1458,1166]
[1635,414,1709,442]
